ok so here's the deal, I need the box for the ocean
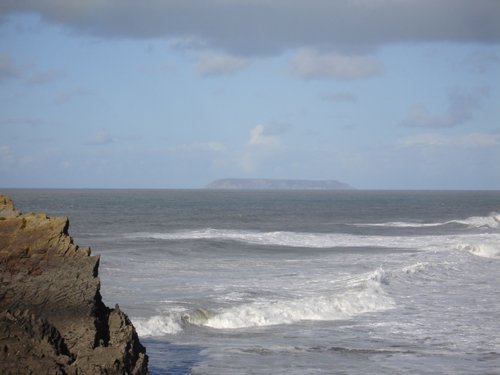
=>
[4,189,500,374]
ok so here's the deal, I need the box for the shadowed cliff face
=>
[0,194,149,375]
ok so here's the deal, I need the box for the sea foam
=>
[134,314,183,336]
[133,268,395,335]
[357,212,500,229]
[128,229,500,254]
[130,229,402,248]
[458,243,500,259]
[197,268,393,329]
[455,213,500,229]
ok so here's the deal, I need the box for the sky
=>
[1,0,499,189]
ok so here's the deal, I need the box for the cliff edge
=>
[0,195,149,375]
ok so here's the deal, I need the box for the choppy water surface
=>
[5,189,500,374]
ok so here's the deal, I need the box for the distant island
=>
[206,178,355,190]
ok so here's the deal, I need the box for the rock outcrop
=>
[0,195,149,375]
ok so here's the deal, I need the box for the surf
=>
[133,268,394,336]
[127,229,500,254]
[356,212,500,229]
[458,243,500,259]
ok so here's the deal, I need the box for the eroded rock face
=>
[0,195,149,375]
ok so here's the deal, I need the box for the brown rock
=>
[0,194,149,374]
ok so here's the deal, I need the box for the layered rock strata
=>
[0,195,148,375]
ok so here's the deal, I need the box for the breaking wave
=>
[357,212,500,229]
[128,229,500,253]
[456,213,500,229]
[401,262,429,274]
[133,268,394,336]
[458,243,500,259]
[130,229,381,248]
[134,314,183,336]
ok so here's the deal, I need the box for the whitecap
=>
[454,212,500,229]
[202,289,393,329]
[195,268,394,330]
[135,267,396,333]
[133,314,183,337]
[127,229,500,256]
[458,243,500,259]
[128,229,406,249]
[401,262,429,274]
[356,212,500,229]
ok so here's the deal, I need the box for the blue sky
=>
[1,1,499,189]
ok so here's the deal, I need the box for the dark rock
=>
[0,195,149,375]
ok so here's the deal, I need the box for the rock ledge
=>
[0,194,149,375]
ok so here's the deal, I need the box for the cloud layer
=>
[401,87,490,128]
[196,52,250,77]
[291,49,382,80]
[2,1,499,55]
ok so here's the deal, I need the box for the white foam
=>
[130,229,407,249]
[133,268,395,334]
[194,269,394,330]
[357,221,444,228]
[204,289,393,329]
[357,212,500,229]
[454,213,500,229]
[458,243,500,259]
[128,229,500,254]
[401,262,429,274]
[133,314,183,337]
[368,267,390,285]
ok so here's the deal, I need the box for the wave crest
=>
[133,268,394,335]
[128,229,407,249]
[203,287,393,329]
[134,314,183,336]
[458,243,500,259]
[128,214,499,251]
[358,212,500,229]
[455,212,500,229]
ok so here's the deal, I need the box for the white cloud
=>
[290,49,382,80]
[239,124,288,172]
[401,86,490,128]
[196,52,250,77]
[167,142,226,153]
[398,132,499,148]
[208,124,289,174]
[248,124,282,147]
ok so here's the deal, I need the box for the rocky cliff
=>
[0,195,149,375]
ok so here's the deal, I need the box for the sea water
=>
[4,189,500,374]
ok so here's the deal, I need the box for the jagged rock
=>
[0,195,149,375]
